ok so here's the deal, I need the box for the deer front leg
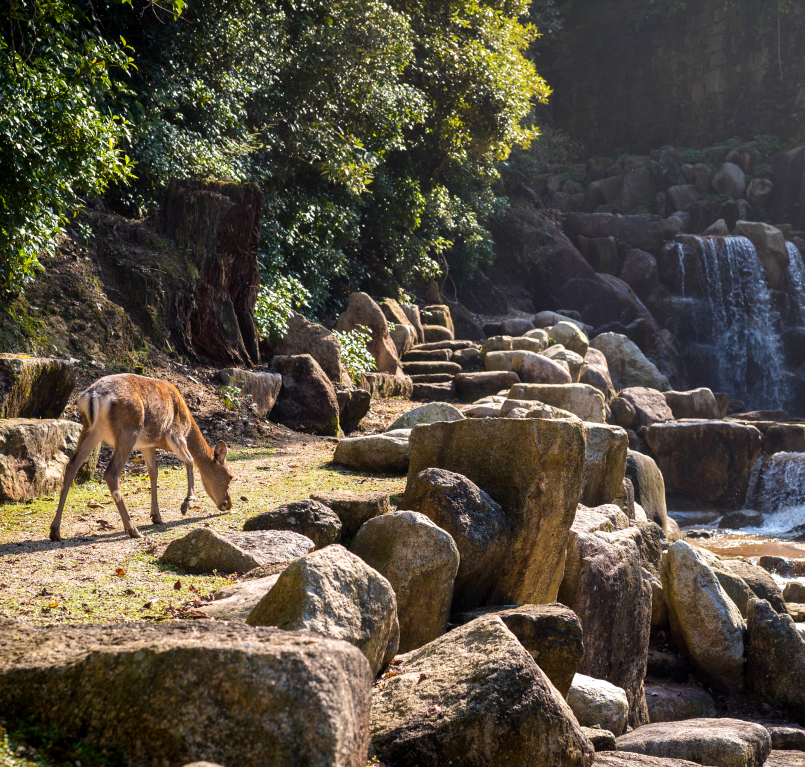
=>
[50,430,102,542]
[140,446,163,525]
[168,436,195,515]
[105,432,141,539]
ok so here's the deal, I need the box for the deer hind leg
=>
[167,435,195,515]
[140,446,163,525]
[105,430,142,539]
[50,429,102,542]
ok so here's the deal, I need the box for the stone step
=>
[402,349,452,362]
[402,361,462,376]
[408,374,456,384]
[454,371,520,400]
[412,382,456,402]
[411,340,478,352]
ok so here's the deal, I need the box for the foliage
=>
[678,147,706,164]
[254,275,312,340]
[217,383,242,410]
[333,325,377,384]
[754,134,781,157]
[754,163,773,179]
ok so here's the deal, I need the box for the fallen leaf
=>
[417,673,428,685]
[142,602,152,609]
[239,495,248,502]
[188,584,198,593]
[87,501,103,509]
[49,602,58,609]
[132,457,144,464]
[173,580,182,590]
[115,567,125,576]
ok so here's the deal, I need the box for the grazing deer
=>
[50,374,233,542]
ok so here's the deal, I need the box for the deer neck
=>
[186,419,216,473]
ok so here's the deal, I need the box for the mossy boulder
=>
[0,354,75,419]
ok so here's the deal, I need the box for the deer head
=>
[201,440,233,511]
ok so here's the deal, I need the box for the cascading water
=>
[739,452,805,535]
[695,236,786,409]
[786,241,805,322]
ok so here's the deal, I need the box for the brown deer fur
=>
[50,374,233,541]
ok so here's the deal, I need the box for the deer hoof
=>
[127,527,143,539]
[49,527,62,543]
[180,500,191,516]
[151,513,164,525]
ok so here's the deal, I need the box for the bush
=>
[333,326,377,385]
[254,276,312,341]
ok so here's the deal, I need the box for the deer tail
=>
[77,390,101,431]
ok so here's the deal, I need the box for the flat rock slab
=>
[198,575,280,621]
[0,619,371,767]
[454,371,520,399]
[309,491,390,540]
[0,354,75,418]
[161,528,315,574]
[767,752,805,766]
[616,719,771,767]
[333,432,411,474]
[769,725,805,750]
[0,418,98,501]
[388,403,465,431]
[645,683,717,723]
[595,755,700,766]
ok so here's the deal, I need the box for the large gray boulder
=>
[161,528,315,575]
[0,619,372,767]
[247,545,398,675]
[400,468,510,612]
[567,674,629,736]
[746,598,805,722]
[582,423,628,507]
[508,383,606,423]
[388,402,465,431]
[198,574,280,621]
[0,354,75,418]
[661,541,745,693]
[309,491,390,540]
[713,162,747,198]
[551,321,590,357]
[625,450,668,532]
[512,351,573,384]
[243,499,342,548]
[663,389,720,420]
[270,354,341,436]
[216,368,282,418]
[450,604,583,697]
[350,511,459,653]
[333,431,410,474]
[370,616,595,767]
[612,388,674,431]
[589,333,670,391]
[580,347,615,399]
[407,417,586,605]
[644,683,717,723]
[616,719,771,767]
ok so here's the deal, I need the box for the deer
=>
[50,374,233,542]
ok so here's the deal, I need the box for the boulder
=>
[401,305,425,344]
[746,598,805,721]
[272,312,351,386]
[336,387,372,433]
[243,499,342,548]
[534,311,590,333]
[581,348,615,398]
[484,350,519,372]
[544,345,585,381]
[720,559,787,615]
[567,674,630,736]
[512,351,573,384]
[582,423,629,506]
[616,719,771,767]
[551,321,590,357]
[501,399,581,422]
[666,185,701,213]
[309,491,390,541]
[646,422,762,507]
[198,574,280,621]
[595,755,701,767]
[454,371,520,399]
[336,292,402,375]
[421,305,454,335]
[746,178,774,211]
[482,335,514,353]
[615,388,674,431]
[768,725,805,750]
[0,619,371,767]
[765,753,805,766]
[589,333,670,391]
[333,431,411,474]
[0,418,98,502]
[500,317,535,336]
[379,299,417,351]
[663,389,720,420]
[625,451,667,532]
[713,162,747,199]
[388,403,464,431]
[369,616,595,767]
[620,250,660,301]
[456,269,509,315]
[423,325,453,343]
[508,383,606,423]
[404,348,452,362]
[645,567,669,631]
[161,528,315,575]
[407,417,586,605]
[402,360,462,376]
[785,582,805,603]
[583,727,617,753]
[0,354,75,418]
[617,167,657,214]
[559,524,651,727]
[644,683,717,723]
[400,469,509,612]
[350,511,459,652]
[522,328,551,347]
[661,541,745,693]
[735,221,790,289]
[247,545,398,675]
[358,372,413,400]
[703,219,730,236]
[411,381,454,401]
[270,355,340,436]
[513,336,550,353]
[578,234,620,273]
[449,604,583,697]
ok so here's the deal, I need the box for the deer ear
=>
[214,440,228,464]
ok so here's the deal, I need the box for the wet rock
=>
[582,423,629,507]
[407,417,586,605]
[333,431,411,474]
[625,451,668,532]
[336,292,402,375]
[661,541,745,693]
[746,598,805,721]
[581,348,616,398]
[663,388,720,420]
[350,511,459,652]
[508,382,606,423]
[247,545,398,675]
[713,162,747,199]
[559,523,651,726]
[243,499,342,548]
[759,556,805,578]
[0,354,76,419]
[198,574,280,621]
[270,354,340,436]
[784,582,805,603]
[309,491,390,541]
[512,351,573,384]
[616,719,771,767]
[568,674,629,736]
[161,528,315,575]
[272,312,351,386]
[400,469,509,612]
[450,603,583,697]
[454,371,520,399]
[746,178,774,210]
[370,616,595,767]
[389,403,465,431]
[590,333,670,391]
[0,419,98,501]
[646,421,762,508]
[0,620,372,767]
[644,683,717,723]
[620,249,659,301]
[735,221,790,290]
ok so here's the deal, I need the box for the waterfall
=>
[696,236,786,410]
[786,241,805,322]
[741,452,805,535]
